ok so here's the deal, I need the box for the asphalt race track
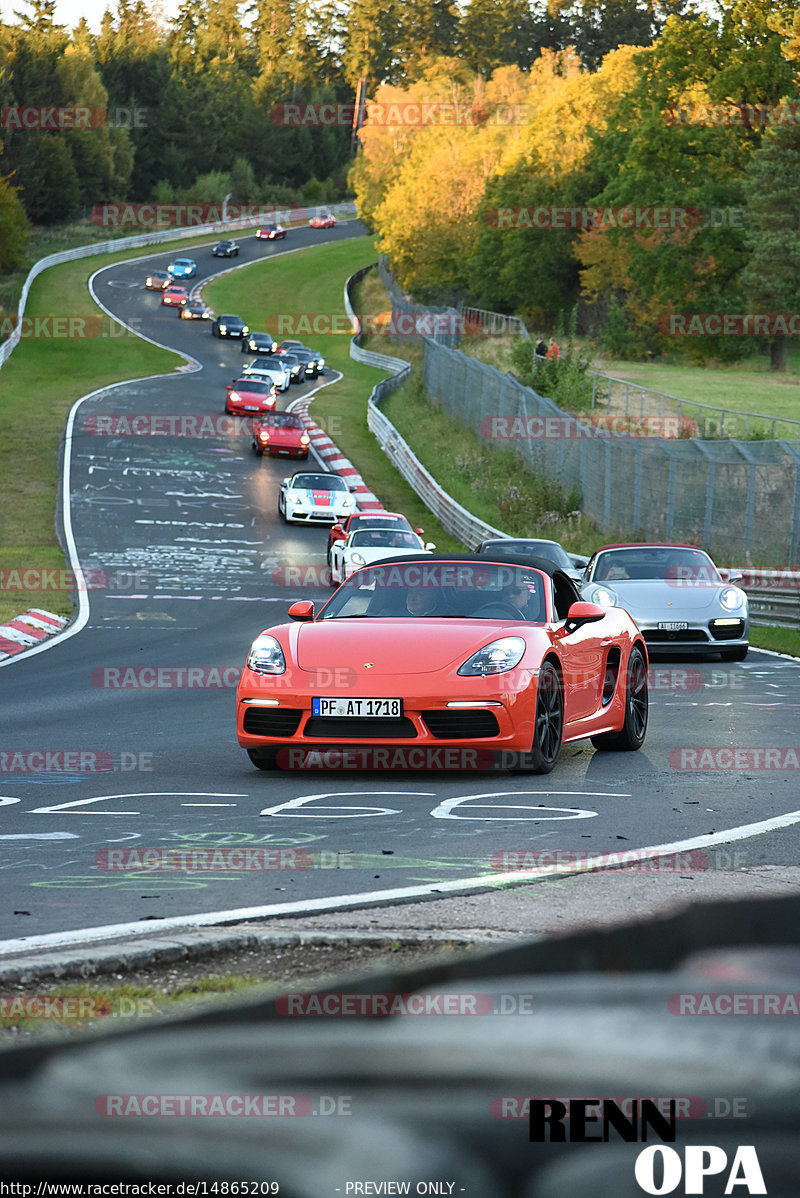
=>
[1,225,800,946]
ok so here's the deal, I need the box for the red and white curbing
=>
[290,395,386,512]
[0,609,69,661]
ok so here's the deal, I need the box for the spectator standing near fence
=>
[546,338,560,360]
[534,336,547,361]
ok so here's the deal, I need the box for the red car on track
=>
[162,285,188,307]
[327,510,421,563]
[252,410,310,457]
[225,377,278,416]
[236,554,649,773]
[256,224,286,240]
[309,210,336,229]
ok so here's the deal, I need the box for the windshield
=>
[485,540,572,569]
[592,547,721,583]
[292,474,347,492]
[319,560,546,620]
[261,412,303,428]
[350,529,420,549]
[233,379,272,394]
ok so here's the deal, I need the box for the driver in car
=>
[503,579,539,620]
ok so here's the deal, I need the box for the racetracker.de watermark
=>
[94,1094,348,1117]
[82,415,269,437]
[488,206,747,230]
[0,568,149,592]
[669,993,800,1015]
[271,101,535,126]
[90,203,309,228]
[0,995,160,1020]
[274,747,498,770]
[0,314,142,340]
[479,415,682,439]
[658,313,800,336]
[0,106,147,129]
[488,849,710,873]
[669,747,800,770]
[0,750,153,773]
[666,102,800,127]
[92,666,240,689]
[96,847,313,870]
[490,1096,752,1119]
[266,311,465,339]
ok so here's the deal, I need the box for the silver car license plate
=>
[658,621,689,631]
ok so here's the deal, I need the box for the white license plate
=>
[658,621,689,631]
[313,697,402,718]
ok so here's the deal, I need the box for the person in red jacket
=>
[546,338,560,360]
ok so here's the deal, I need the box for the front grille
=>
[243,707,303,736]
[421,710,500,738]
[643,629,708,644]
[708,620,746,641]
[303,716,417,738]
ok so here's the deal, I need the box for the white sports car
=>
[279,472,358,525]
[242,357,291,391]
[580,542,748,660]
[329,527,435,585]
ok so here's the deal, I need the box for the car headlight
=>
[350,552,366,566]
[242,325,250,335]
[342,494,356,507]
[229,391,241,403]
[219,324,227,333]
[591,586,617,607]
[246,633,285,675]
[317,358,325,368]
[458,637,526,677]
[292,492,309,505]
[300,433,310,446]
[720,587,744,610]
[258,429,270,441]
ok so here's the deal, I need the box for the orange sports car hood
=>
[294,619,532,676]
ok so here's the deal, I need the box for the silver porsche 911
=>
[580,543,748,660]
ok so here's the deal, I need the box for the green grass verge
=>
[0,244,187,624]
[202,239,463,550]
[748,625,800,658]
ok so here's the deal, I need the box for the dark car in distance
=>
[212,241,240,257]
[211,314,249,339]
[241,332,278,355]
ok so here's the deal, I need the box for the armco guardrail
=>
[347,266,800,626]
[0,202,356,372]
[346,265,506,548]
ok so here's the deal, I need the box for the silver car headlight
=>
[458,637,526,677]
[720,587,744,610]
[591,586,617,607]
[342,494,357,508]
[246,634,286,675]
[349,552,366,566]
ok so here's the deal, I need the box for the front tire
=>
[591,645,648,751]
[511,661,563,774]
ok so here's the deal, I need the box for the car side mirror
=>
[287,600,314,622]
[348,484,360,492]
[415,528,424,536]
[282,478,290,485]
[565,601,606,632]
[728,570,743,584]
[424,542,436,550]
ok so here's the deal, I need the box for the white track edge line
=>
[2,807,799,956]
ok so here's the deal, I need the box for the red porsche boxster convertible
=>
[236,556,648,773]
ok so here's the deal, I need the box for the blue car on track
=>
[168,257,197,279]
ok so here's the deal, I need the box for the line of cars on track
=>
[143,250,327,457]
